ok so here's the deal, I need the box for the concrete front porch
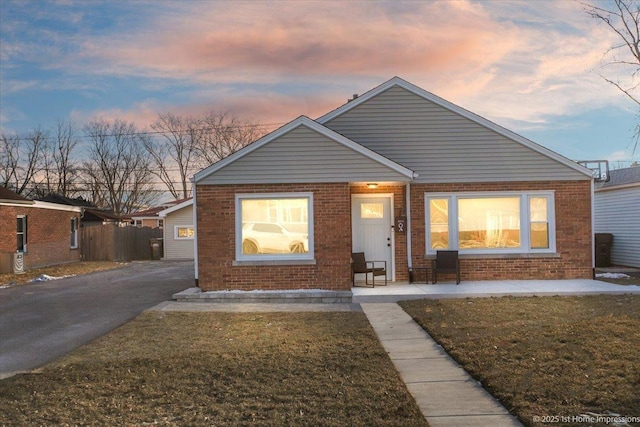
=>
[352,279,640,303]
[173,279,640,304]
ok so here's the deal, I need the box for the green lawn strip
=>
[399,295,640,427]
[0,311,428,427]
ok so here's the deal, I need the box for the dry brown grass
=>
[0,261,126,287]
[0,311,428,427]
[400,295,640,427]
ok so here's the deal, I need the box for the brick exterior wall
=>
[196,183,353,291]
[0,205,81,271]
[410,180,593,281]
[196,179,592,290]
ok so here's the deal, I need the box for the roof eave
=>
[158,199,194,217]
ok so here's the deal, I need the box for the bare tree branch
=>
[584,0,640,154]
[35,119,81,198]
[0,129,46,196]
[145,113,199,199]
[193,112,264,168]
[82,118,159,215]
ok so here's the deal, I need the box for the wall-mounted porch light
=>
[366,183,378,189]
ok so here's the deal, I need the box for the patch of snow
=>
[596,273,631,279]
[30,274,75,282]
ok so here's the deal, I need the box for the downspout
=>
[406,182,412,270]
[192,180,199,288]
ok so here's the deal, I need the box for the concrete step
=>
[173,287,353,304]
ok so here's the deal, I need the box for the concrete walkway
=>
[153,279,640,426]
[361,303,522,427]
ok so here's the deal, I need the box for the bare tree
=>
[142,111,263,199]
[36,119,80,198]
[193,112,264,168]
[0,133,21,190]
[0,128,47,196]
[82,118,158,215]
[144,113,199,199]
[585,0,640,152]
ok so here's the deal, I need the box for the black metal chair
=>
[351,252,387,287]
[431,250,460,284]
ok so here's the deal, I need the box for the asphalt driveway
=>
[0,260,193,378]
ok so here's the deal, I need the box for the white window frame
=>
[174,225,195,240]
[425,191,556,255]
[70,217,79,249]
[17,215,27,253]
[235,192,314,262]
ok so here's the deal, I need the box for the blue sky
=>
[1,0,638,164]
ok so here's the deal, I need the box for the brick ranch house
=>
[0,187,82,273]
[192,77,593,292]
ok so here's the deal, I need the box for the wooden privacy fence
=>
[81,226,163,261]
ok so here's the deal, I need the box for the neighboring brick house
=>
[0,187,82,273]
[193,77,594,292]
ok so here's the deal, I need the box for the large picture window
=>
[426,192,555,254]
[236,193,313,261]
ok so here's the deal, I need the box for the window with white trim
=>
[174,225,194,240]
[236,193,313,261]
[17,215,27,253]
[425,192,555,254]
[70,217,79,249]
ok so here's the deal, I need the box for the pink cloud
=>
[80,1,519,83]
[64,0,629,132]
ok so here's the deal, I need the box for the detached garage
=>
[158,199,194,260]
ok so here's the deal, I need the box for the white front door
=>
[352,195,394,281]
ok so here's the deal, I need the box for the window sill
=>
[425,252,561,260]
[233,259,317,266]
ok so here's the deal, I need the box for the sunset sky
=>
[1,0,638,164]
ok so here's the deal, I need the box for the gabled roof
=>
[193,115,416,183]
[595,165,640,191]
[83,208,122,222]
[0,187,34,205]
[1,187,80,211]
[318,76,592,179]
[129,198,192,219]
[158,198,193,217]
[39,193,96,207]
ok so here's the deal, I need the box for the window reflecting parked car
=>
[242,222,309,254]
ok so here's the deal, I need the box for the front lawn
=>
[400,295,640,427]
[0,311,428,427]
